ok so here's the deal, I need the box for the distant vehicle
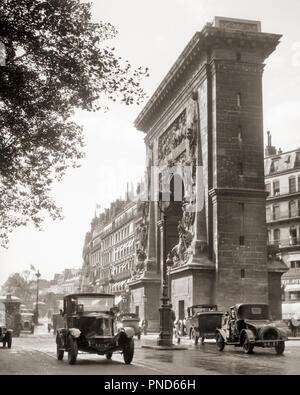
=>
[56,293,135,365]
[0,302,12,348]
[20,309,35,334]
[181,304,223,345]
[117,313,142,340]
[216,304,288,355]
[0,295,21,337]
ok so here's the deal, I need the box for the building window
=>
[289,177,296,194]
[274,228,280,245]
[239,203,245,246]
[273,181,280,196]
[290,261,300,269]
[289,292,300,301]
[289,228,298,245]
[241,269,245,279]
[238,162,244,176]
[266,206,271,222]
[289,200,297,218]
[238,126,243,143]
[265,183,271,196]
[273,205,280,220]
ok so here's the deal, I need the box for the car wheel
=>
[191,329,199,345]
[106,353,113,360]
[2,341,6,348]
[275,341,285,355]
[123,338,134,364]
[216,333,225,351]
[56,336,64,361]
[7,333,12,349]
[242,334,254,354]
[201,336,206,345]
[68,336,78,365]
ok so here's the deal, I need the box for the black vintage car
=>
[216,303,288,355]
[183,304,223,345]
[0,302,13,348]
[56,293,135,365]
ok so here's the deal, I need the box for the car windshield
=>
[238,305,269,320]
[193,306,217,314]
[74,297,114,312]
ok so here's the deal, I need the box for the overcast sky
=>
[1,0,300,285]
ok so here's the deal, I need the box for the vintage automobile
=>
[182,304,223,345]
[0,301,13,348]
[20,309,35,334]
[116,313,142,340]
[216,303,288,355]
[0,295,21,337]
[56,293,135,365]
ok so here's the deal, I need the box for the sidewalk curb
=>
[142,345,188,351]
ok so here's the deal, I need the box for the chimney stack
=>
[265,131,277,157]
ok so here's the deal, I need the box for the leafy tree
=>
[2,272,32,301]
[0,0,148,246]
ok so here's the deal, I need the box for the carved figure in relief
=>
[170,219,193,264]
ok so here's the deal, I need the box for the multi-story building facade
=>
[265,135,300,318]
[81,193,144,312]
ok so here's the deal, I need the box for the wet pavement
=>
[1,320,300,375]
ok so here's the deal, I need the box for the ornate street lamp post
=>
[157,199,174,346]
[35,270,41,325]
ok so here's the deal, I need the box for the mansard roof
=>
[265,149,300,177]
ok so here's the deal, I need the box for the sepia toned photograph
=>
[0,0,300,381]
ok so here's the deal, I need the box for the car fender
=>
[115,328,134,348]
[278,329,288,341]
[122,327,135,338]
[56,328,67,343]
[240,329,255,343]
[216,328,226,341]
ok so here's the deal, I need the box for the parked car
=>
[183,304,223,345]
[56,293,135,365]
[117,313,142,340]
[216,303,288,355]
[20,309,35,334]
[0,301,13,348]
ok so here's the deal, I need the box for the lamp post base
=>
[157,305,173,346]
